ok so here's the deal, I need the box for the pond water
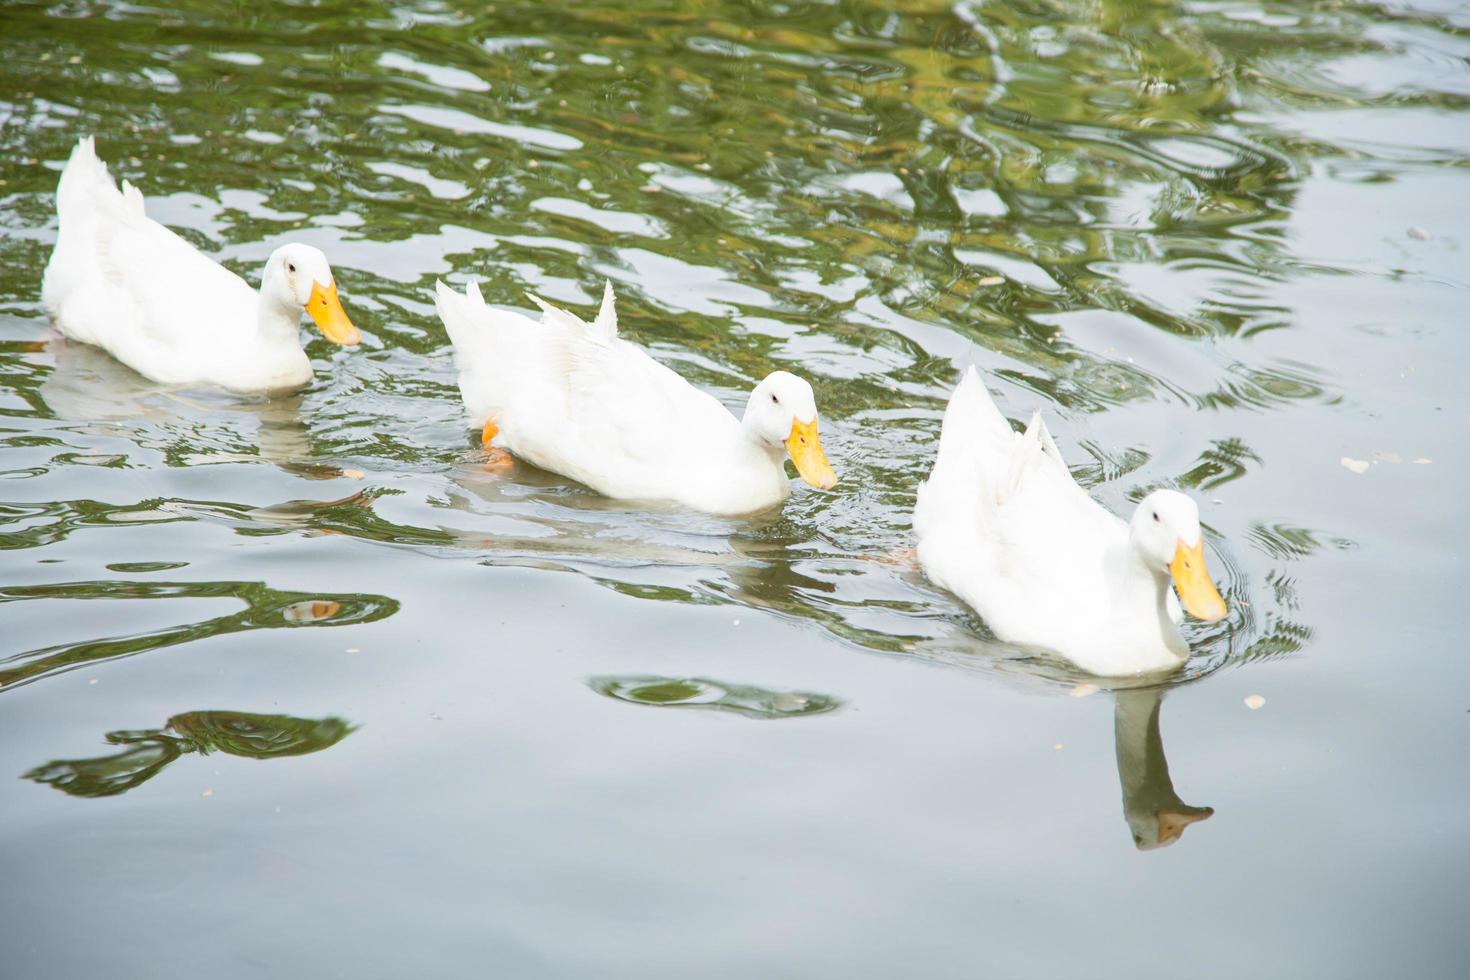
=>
[2,0,1467,975]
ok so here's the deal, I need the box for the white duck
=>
[913,367,1226,676]
[41,136,359,394]
[433,279,837,516]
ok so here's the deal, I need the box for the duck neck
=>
[255,291,305,349]
[1110,543,1181,651]
[739,418,787,469]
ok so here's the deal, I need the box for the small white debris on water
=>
[977,275,1004,286]
[732,619,740,627]
[201,788,214,798]
[344,468,365,479]
[1244,694,1266,710]
[1069,683,1099,698]
[88,678,98,685]
[345,647,360,654]
[1407,226,1431,241]
[1340,457,1370,475]
[1053,743,1064,750]
[1414,458,1432,464]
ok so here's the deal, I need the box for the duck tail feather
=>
[56,135,118,221]
[592,279,618,340]
[527,292,592,333]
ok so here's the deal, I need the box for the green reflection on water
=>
[591,674,842,719]
[24,710,356,799]
[0,580,398,691]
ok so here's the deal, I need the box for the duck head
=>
[261,244,360,346]
[742,371,837,490]
[1128,489,1227,622]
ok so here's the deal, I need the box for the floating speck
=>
[1069,683,1099,698]
[343,468,365,479]
[977,275,1004,286]
[1340,457,1370,475]
[345,647,360,654]
[201,788,214,798]
[732,619,741,627]
[1244,694,1266,710]
[1413,458,1432,465]
[88,678,98,685]
[1053,742,1064,750]
[1407,226,1431,241]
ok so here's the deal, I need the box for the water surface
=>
[1,1,1467,976]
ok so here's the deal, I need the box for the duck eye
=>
[1152,511,1160,522]
[771,394,779,404]
[287,262,296,274]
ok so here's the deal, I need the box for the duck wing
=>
[532,285,735,491]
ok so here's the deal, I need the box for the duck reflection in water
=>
[1113,687,1213,850]
[24,710,354,799]
[37,334,335,477]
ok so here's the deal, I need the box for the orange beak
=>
[785,417,836,490]
[1169,538,1227,622]
[306,280,360,346]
